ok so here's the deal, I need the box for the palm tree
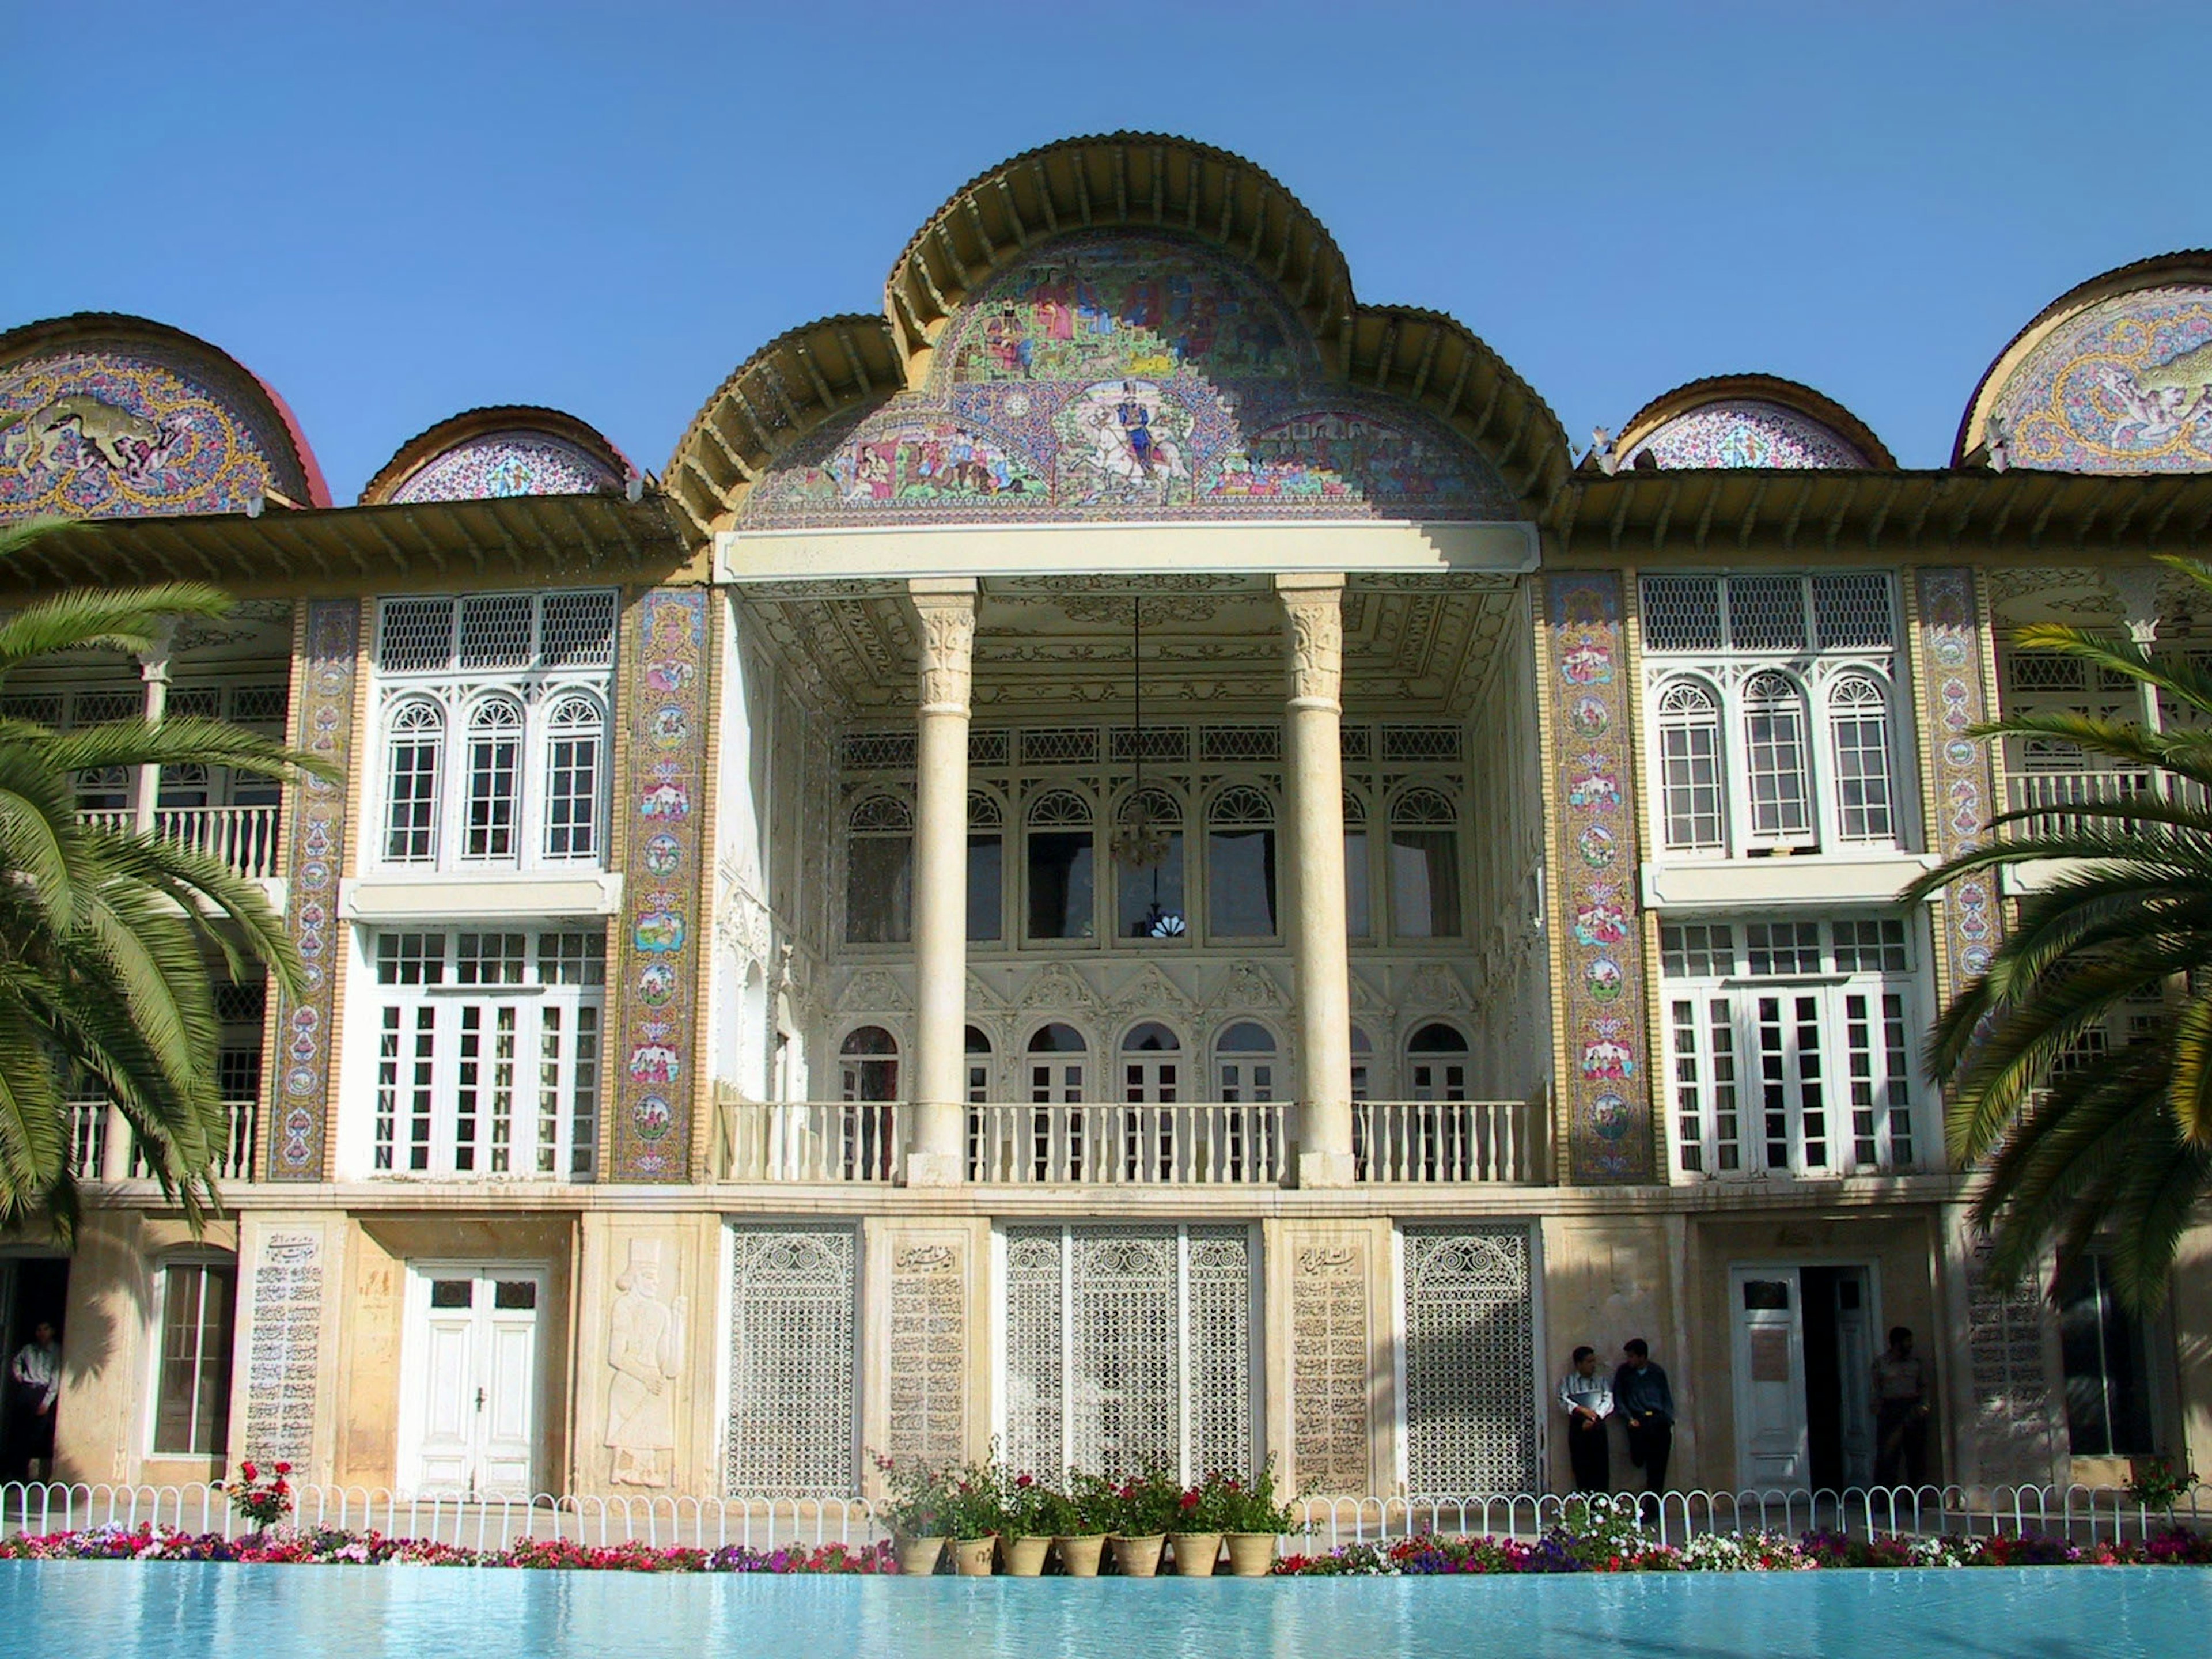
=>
[0,529,334,1236]
[1905,555,2212,1313]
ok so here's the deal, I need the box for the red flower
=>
[1014,1475,1033,1488]
[1180,1491,1200,1510]
[240,1462,257,1481]
[273,1462,291,1476]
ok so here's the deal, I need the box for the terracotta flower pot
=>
[1224,1533,1278,1577]
[897,1537,948,1577]
[953,1536,999,1576]
[1002,1535,1054,1577]
[1109,1533,1165,1577]
[1055,1533,1107,1577]
[1168,1532,1222,1576]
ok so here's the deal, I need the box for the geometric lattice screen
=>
[725,1226,856,1494]
[1402,1226,1538,1495]
[1003,1224,1252,1484]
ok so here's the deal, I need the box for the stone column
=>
[1278,574,1354,1188]
[128,623,174,835]
[906,578,978,1187]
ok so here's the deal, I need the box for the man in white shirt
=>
[1556,1344,1613,1493]
[9,1321,60,1480]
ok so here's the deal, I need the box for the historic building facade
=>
[4,139,2211,1503]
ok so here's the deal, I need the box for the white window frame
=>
[367,926,605,1180]
[145,1255,237,1459]
[1659,915,1925,1180]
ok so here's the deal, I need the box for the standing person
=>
[7,1321,60,1481]
[1871,1326,1933,1487]
[1556,1345,1614,1493]
[1613,1339,1675,1494]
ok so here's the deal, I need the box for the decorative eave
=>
[662,134,1571,550]
[1545,468,2212,561]
[0,494,691,596]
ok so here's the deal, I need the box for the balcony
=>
[715,1097,1546,1186]
[77,804,282,880]
[68,1097,260,1184]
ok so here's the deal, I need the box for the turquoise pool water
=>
[0,1562,2203,1657]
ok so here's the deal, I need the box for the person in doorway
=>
[1871,1325,1932,1487]
[1556,1345,1613,1492]
[7,1321,60,1480]
[1613,1338,1675,1493]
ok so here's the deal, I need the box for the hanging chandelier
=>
[1109,595,1173,872]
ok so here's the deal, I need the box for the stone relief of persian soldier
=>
[605,1238,687,1487]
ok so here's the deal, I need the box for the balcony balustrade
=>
[77,804,282,880]
[67,1097,260,1184]
[715,1097,1546,1186]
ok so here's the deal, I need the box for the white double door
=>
[402,1264,546,1498]
[1730,1264,1875,1490]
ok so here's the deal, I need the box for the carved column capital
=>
[909,578,978,716]
[1276,573,1345,711]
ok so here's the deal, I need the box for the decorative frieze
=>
[1914,570,2000,1002]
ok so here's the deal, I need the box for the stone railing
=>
[68,1097,260,1184]
[78,804,283,880]
[716,1097,1544,1185]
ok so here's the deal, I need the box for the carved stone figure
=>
[605,1238,687,1487]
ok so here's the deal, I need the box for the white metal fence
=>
[5,1481,2204,1553]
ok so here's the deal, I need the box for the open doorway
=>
[1730,1263,1876,1490]
[0,1258,71,1480]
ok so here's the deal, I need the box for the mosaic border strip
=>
[1544,573,1652,1184]
[1915,568,1999,999]
[610,587,710,1180]
[267,599,357,1180]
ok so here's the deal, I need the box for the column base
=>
[1296,1150,1357,1190]
[904,1150,967,1188]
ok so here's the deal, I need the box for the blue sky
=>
[8,2,2205,498]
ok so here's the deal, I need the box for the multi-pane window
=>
[1642,573,1904,858]
[1661,916,1921,1178]
[373,592,615,873]
[1207,786,1277,938]
[151,1263,235,1456]
[844,794,914,945]
[369,927,604,1179]
[2058,1253,2156,1457]
[1388,789,1462,938]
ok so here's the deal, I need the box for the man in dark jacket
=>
[1612,1338,1675,1493]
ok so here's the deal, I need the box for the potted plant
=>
[1214,1460,1297,1577]
[1105,1467,1177,1577]
[1167,1476,1224,1577]
[1056,1475,1115,1577]
[875,1454,953,1577]
[999,1471,1058,1576]
[224,1460,294,1534]
[940,1461,1005,1576]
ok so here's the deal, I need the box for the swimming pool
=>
[0,1561,2203,1658]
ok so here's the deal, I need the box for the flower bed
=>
[0,1525,892,1573]
[1272,1525,2212,1575]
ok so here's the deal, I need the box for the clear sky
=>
[8,2,2205,499]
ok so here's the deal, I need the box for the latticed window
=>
[1001,1224,1252,1484]
[725,1226,857,1495]
[1660,916,1921,1178]
[1743,672,1813,846]
[1389,788,1461,938]
[368,926,604,1180]
[1656,680,1724,853]
[1401,1227,1538,1496]
[377,591,615,673]
[845,793,914,945]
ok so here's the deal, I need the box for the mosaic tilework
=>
[1915,569,1999,995]
[1544,574,1652,1184]
[0,349,291,521]
[1990,285,2212,472]
[1622,400,1868,469]
[741,233,1514,526]
[390,432,620,503]
[269,601,355,1180]
[610,588,710,1181]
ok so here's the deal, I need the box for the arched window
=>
[1027,789,1095,941]
[1406,1022,1469,1101]
[542,694,604,861]
[1114,786,1186,939]
[1119,1021,1181,1102]
[1024,1022,1088,1104]
[846,793,914,945]
[964,1024,994,1104]
[1208,786,1278,937]
[1656,680,1724,853]
[1213,1021,1277,1102]
[1389,789,1462,938]
[1350,1024,1374,1102]
[463,696,524,861]
[838,1025,899,1101]
[968,791,1004,944]
[384,699,445,863]
[1743,671,1813,847]
[1344,790,1372,940]
[1829,675,1894,843]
